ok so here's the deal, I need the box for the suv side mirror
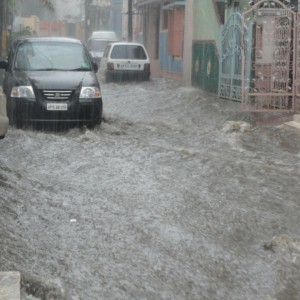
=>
[0,59,8,71]
[92,61,98,73]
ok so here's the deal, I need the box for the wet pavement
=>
[0,78,300,299]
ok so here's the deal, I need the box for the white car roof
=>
[110,42,146,47]
[90,31,117,40]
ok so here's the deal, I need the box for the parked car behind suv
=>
[0,37,103,129]
[100,42,150,82]
[87,31,118,67]
[0,92,9,139]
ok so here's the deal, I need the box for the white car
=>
[100,42,151,82]
[89,31,117,40]
[0,92,9,139]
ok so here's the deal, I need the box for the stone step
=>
[293,114,300,123]
[278,120,300,133]
[0,272,20,300]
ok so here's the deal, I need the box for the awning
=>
[135,0,160,8]
[135,0,186,9]
[162,1,186,10]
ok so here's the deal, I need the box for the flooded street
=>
[1,78,300,299]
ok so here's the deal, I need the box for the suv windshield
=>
[90,40,111,51]
[110,45,147,60]
[14,41,92,71]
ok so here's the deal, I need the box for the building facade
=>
[135,1,186,81]
[134,0,224,93]
[191,1,224,93]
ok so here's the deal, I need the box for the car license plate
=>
[119,63,139,70]
[47,103,68,111]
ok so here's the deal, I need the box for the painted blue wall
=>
[159,31,182,73]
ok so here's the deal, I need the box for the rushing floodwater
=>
[1,78,300,299]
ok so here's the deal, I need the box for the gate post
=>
[294,12,300,113]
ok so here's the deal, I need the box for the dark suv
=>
[0,37,103,129]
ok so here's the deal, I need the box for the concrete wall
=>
[193,1,221,54]
[145,6,160,61]
[183,0,193,85]
[191,0,221,92]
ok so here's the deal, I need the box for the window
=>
[162,9,168,30]
[168,8,184,57]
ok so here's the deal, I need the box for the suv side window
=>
[7,41,19,69]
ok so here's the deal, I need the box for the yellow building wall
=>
[20,16,40,35]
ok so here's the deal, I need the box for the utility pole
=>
[0,3,3,57]
[85,0,92,41]
[0,0,7,57]
[128,0,132,41]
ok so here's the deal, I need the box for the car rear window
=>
[110,45,147,60]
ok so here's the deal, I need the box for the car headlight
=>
[79,87,101,99]
[11,86,35,99]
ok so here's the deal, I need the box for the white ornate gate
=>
[295,13,300,112]
[241,0,299,112]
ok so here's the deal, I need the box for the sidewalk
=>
[251,111,294,127]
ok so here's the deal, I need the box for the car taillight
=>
[144,63,150,70]
[107,62,114,70]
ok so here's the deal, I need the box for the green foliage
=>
[38,0,54,12]
[7,0,55,14]
[11,26,34,40]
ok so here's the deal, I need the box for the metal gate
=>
[218,12,243,101]
[295,13,300,112]
[241,0,299,112]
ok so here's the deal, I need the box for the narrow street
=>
[1,78,300,299]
